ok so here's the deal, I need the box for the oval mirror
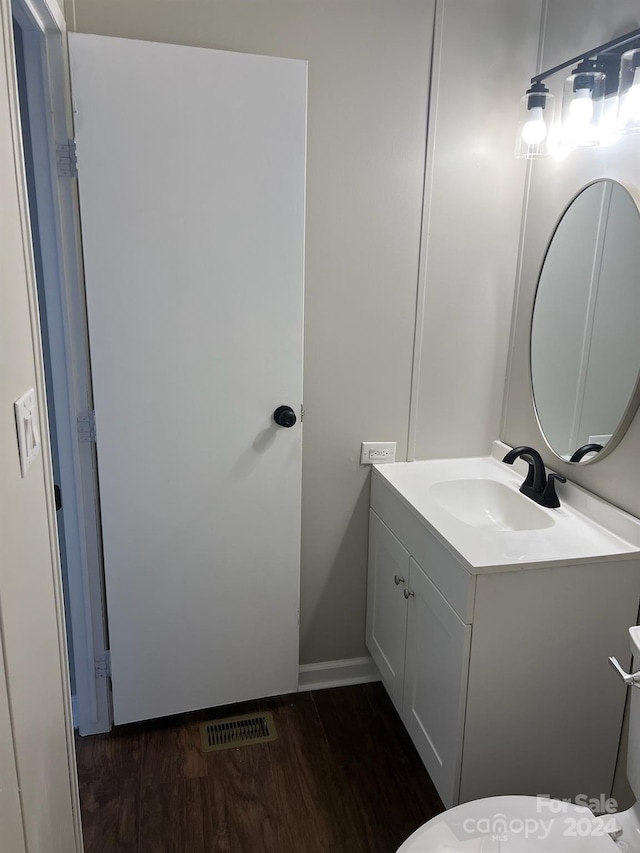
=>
[531,180,640,464]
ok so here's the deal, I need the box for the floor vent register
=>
[200,712,277,752]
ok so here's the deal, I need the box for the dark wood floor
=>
[75,682,444,853]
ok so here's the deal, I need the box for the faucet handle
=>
[548,472,566,485]
[540,472,566,509]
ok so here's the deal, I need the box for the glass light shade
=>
[561,68,606,147]
[618,48,640,134]
[515,89,555,158]
[598,95,620,146]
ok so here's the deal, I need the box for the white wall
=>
[502,0,640,518]
[0,633,25,852]
[411,0,544,460]
[0,0,81,848]
[64,0,436,665]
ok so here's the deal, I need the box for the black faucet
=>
[569,443,603,463]
[502,445,566,509]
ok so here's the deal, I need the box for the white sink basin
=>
[371,442,640,570]
[429,478,554,531]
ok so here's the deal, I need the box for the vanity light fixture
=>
[618,48,640,133]
[515,81,555,158]
[517,25,640,157]
[561,59,606,147]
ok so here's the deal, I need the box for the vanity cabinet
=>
[367,510,471,804]
[366,466,640,810]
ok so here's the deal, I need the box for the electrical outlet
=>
[360,441,397,465]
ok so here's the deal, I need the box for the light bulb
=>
[569,88,594,123]
[521,107,548,144]
[516,83,554,158]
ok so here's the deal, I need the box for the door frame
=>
[11,0,111,734]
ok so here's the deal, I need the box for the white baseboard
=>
[297,655,381,692]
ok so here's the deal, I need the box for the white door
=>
[68,34,306,725]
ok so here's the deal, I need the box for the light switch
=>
[14,388,41,477]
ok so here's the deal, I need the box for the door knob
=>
[403,589,415,599]
[394,575,405,586]
[273,405,297,428]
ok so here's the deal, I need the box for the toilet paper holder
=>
[609,655,640,689]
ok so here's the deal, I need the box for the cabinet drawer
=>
[371,473,475,623]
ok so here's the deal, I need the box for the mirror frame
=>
[529,178,640,465]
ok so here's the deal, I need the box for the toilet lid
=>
[397,796,617,852]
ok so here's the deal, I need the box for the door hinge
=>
[94,650,111,680]
[300,404,305,421]
[56,139,77,178]
[77,410,96,443]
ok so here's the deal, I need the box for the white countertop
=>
[372,442,640,571]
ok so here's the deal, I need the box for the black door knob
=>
[273,405,297,428]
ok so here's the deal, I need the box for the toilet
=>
[398,626,640,851]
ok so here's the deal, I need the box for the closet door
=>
[68,34,306,724]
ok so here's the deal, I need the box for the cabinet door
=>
[403,558,471,808]
[366,510,410,713]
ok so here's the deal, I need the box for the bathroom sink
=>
[429,478,554,531]
[370,441,640,570]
